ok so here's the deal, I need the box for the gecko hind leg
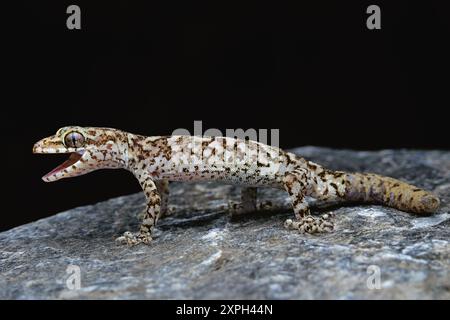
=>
[283,171,334,234]
[229,187,281,217]
[229,187,257,217]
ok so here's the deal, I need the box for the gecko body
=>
[33,126,440,245]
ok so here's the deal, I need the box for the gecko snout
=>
[32,139,46,153]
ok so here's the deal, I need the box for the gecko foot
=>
[257,200,275,211]
[115,231,153,246]
[228,201,256,216]
[284,214,334,234]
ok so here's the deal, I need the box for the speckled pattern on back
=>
[33,126,441,245]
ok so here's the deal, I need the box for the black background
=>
[4,1,449,231]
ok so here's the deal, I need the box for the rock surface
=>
[1,147,449,299]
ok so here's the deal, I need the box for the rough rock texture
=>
[1,147,449,299]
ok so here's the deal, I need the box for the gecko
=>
[33,126,440,245]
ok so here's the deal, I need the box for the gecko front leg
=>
[283,169,334,234]
[116,172,161,246]
[137,179,170,221]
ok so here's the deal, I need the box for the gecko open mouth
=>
[42,151,85,180]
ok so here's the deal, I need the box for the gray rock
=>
[1,147,449,299]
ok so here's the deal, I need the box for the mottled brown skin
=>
[344,172,439,214]
[33,126,440,245]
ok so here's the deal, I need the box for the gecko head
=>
[33,126,129,182]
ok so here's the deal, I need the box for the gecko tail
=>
[343,172,440,214]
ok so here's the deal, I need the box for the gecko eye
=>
[64,131,85,148]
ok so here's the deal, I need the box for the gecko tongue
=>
[42,152,83,180]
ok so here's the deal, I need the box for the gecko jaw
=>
[40,151,86,182]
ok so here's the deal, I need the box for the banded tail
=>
[343,172,440,214]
